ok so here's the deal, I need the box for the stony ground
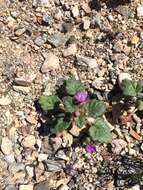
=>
[0,0,143,190]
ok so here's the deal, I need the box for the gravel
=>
[0,0,143,189]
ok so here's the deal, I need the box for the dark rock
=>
[43,159,65,172]
[61,22,73,33]
[5,185,17,190]
[97,156,143,188]
[34,181,50,190]
[66,35,76,45]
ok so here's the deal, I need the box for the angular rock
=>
[55,150,70,161]
[34,180,50,190]
[128,148,137,156]
[81,3,91,14]
[62,44,77,57]
[26,165,34,177]
[14,171,26,183]
[26,115,37,125]
[22,135,36,148]
[62,133,73,147]
[76,55,98,70]
[44,159,65,172]
[38,153,48,161]
[14,73,36,86]
[41,53,59,72]
[50,137,62,151]
[131,36,140,45]
[112,139,127,154]
[47,33,66,47]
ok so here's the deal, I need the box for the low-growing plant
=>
[39,78,112,143]
[120,79,143,111]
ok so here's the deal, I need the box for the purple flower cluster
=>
[74,91,88,104]
[85,144,96,154]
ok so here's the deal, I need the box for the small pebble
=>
[131,36,140,45]
[19,185,33,190]
[15,28,26,36]
[4,154,15,163]
[40,0,50,7]
[128,148,137,156]
[72,5,79,18]
[137,5,143,17]
[26,165,34,177]
[14,73,36,86]
[1,137,13,155]
[82,18,90,30]
[38,153,48,161]
[34,34,47,46]
[76,55,98,70]
[0,97,11,106]
[13,86,31,94]
[22,135,36,148]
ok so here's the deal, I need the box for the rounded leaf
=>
[89,118,112,143]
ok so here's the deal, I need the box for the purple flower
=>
[85,144,96,154]
[74,91,88,104]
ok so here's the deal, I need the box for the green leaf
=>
[136,99,143,111]
[75,115,86,128]
[66,78,85,95]
[63,96,76,112]
[89,118,112,143]
[121,79,143,97]
[39,95,60,111]
[51,117,71,133]
[86,100,106,118]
